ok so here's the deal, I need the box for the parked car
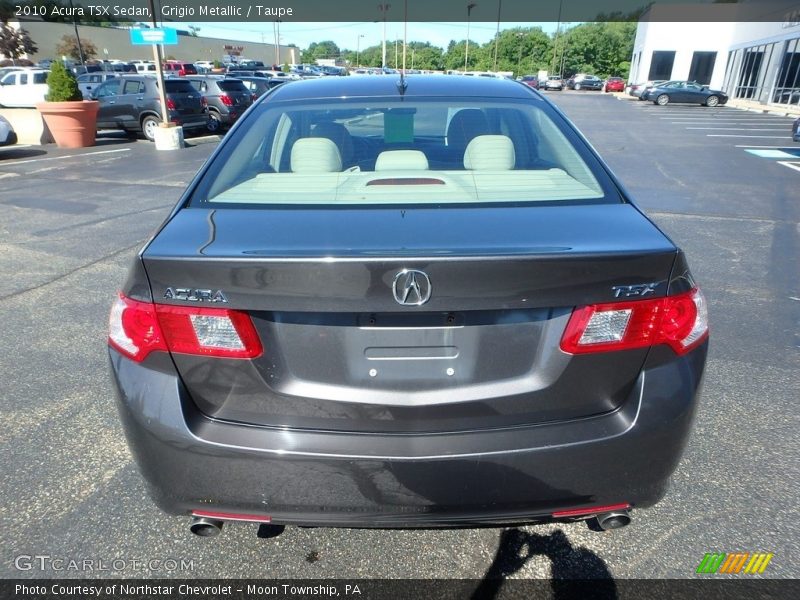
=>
[0,68,49,108]
[194,61,216,73]
[604,77,625,93]
[542,75,563,91]
[134,62,157,74]
[163,61,198,77]
[77,72,118,99]
[630,80,666,100]
[71,64,103,76]
[235,76,287,98]
[108,76,709,537]
[0,114,17,146]
[793,117,800,143]
[567,74,604,91]
[0,66,25,80]
[184,75,253,132]
[318,65,346,76]
[520,75,540,89]
[91,75,208,141]
[649,81,728,106]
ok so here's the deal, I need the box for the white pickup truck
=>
[0,68,49,108]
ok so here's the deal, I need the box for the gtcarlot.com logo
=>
[696,552,774,574]
[14,554,195,572]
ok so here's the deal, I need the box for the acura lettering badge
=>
[393,270,432,306]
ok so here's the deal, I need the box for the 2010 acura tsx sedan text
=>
[108,76,708,537]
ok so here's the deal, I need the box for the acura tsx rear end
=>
[108,76,708,536]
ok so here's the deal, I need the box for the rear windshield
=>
[190,95,619,207]
[218,80,249,92]
[164,80,196,94]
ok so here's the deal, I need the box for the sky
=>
[182,21,562,52]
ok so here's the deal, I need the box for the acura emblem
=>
[393,270,431,306]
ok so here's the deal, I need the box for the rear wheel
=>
[656,94,670,106]
[705,95,719,107]
[574,83,582,90]
[141,116,159,142]
[206,111,222,133]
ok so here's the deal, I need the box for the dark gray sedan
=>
[649,80,729,106]
[108,76,708,537]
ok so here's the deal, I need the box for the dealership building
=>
[628,4,800,109]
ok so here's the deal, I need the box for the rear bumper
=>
[110,344,706,527]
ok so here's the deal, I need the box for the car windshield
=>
[190,96,616,207]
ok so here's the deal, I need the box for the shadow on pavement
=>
[473,528,617,599]
[0,147,47,161]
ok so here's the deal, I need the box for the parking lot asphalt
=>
[0,93,798,581]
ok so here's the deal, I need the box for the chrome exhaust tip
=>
[189,516,224,537]
[596,510,631,531]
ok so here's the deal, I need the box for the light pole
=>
[356,34,364,67]
[493,0,501,71]
[516,32,524,77]
[551,0,563,74]
[378,3,390,68]
[68,0,86,65]
[465,2,477,72]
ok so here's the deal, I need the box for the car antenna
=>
[397,0,408,96]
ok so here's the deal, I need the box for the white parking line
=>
[706,134,792,138]
[686,127,789,131]
[0,148,131,166]
[777,161,800,173]
[734,145,797,148]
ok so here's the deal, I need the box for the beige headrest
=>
[375,150,429,171]
[464,135,515,170]
[291,137,342,173]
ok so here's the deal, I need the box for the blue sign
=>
[130,28,178,46]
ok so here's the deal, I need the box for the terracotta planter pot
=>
[36,101,99,149]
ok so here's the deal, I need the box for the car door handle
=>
[136,97,144,102]
[108,100,116,104]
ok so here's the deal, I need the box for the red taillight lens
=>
[109,294,167,361]
[560,288,708,356]
[251,93,257,102]
[200,96,207,108]
[109,294,262,362]
[166,97,176,110]
[219,93,234,107]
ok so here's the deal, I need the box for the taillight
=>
[166,97,176,110]
[219,93,234,107]
[108,294,262,362]
[251,93,257,102]
[560,288,708,356]
[200,96,207,108]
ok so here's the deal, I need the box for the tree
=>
[0,19,38,63]
[188,26,201,37]
[55,34,98,62]
[304,40,341,62]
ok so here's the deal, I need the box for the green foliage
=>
[307,22,636,77]
[282,62,290,73]
[45,60,83,102]
[55,34,98,62]
[213,60,222,69]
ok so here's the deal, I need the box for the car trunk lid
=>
[142,204,677,433]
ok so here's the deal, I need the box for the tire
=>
[656,94,670,106]
[574,83,581,90]
[141,115,159,142]
[206,111,222,133]
[705,95,719,107]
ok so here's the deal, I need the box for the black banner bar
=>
[7,0,800,23]
[3,579,800,600]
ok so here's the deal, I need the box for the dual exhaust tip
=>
[189,509,632,537]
